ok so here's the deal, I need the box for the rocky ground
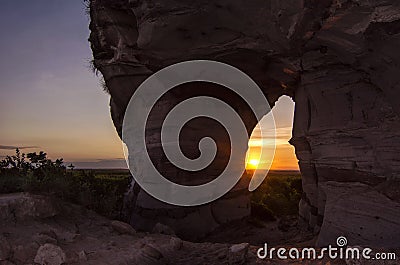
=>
[0,193,398,265]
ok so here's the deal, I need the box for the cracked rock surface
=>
[0,193,336,265]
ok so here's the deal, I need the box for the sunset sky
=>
[0,1,298,170]
[246,96,298,171]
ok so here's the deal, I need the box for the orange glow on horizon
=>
[245,96,299,171]
[245,134,298,171]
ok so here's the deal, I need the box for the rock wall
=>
[291,1,400,247]
[89,0,400,246]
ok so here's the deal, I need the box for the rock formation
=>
[89,0,400,246]
[0,193,335,265]
[0,193,234,264]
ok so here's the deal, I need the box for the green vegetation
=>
[0,149,131,219]
[1,149,302,220]
[250,170,302,220]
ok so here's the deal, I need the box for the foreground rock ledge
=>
[89,0,400,246]
[0,193,348,265]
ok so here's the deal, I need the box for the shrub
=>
[251,173,302,219]
[67,170,131,219]
[0,148,32,193]
[0,170,25,193]
[0,149,131,219]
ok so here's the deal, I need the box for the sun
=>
[248,159,260,169]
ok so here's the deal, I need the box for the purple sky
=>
[0,0,125,168]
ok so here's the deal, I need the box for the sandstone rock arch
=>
[89,0,400,246]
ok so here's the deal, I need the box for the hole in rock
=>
[202,96,303,246]
[246,95,298,171]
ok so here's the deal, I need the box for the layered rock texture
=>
[0,193,264,265]
[2,193,373,265]
[89,0,400,246]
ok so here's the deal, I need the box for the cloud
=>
[250,135,292,140]
[66,159,128,169]
[0,145,39,150]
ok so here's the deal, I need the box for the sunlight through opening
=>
[246,96,298,171]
